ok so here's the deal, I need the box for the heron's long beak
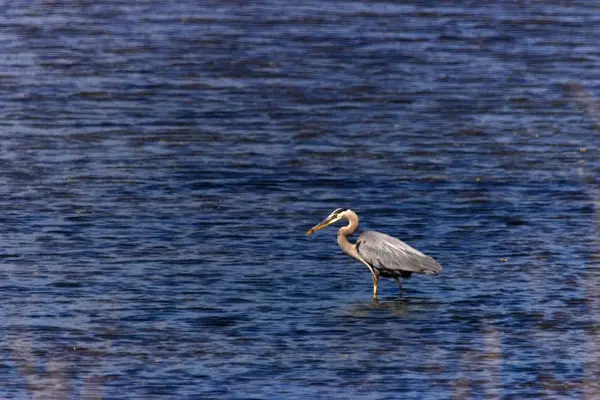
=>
[306,216,341,235]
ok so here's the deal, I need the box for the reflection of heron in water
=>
[346,296,442,317]
[307,208,442,300]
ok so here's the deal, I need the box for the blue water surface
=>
[1,1,600,399]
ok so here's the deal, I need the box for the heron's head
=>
[306,208,348,235]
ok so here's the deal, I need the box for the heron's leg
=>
[372,273,379,299]
[394,277,405,294]
[357,257,379,300]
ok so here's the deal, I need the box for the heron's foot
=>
[372,274,379,300]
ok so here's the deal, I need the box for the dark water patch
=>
[50,281,83,288]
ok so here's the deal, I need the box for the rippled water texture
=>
[2,1,600,398]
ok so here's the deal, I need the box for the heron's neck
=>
[337,210,359,259]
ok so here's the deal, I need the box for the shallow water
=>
[2,1,600,398]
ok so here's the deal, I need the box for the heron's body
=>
[307,208,441,299]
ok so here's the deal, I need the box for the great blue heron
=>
[306,208,441,299]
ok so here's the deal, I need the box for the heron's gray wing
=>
[356,231,442,276]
